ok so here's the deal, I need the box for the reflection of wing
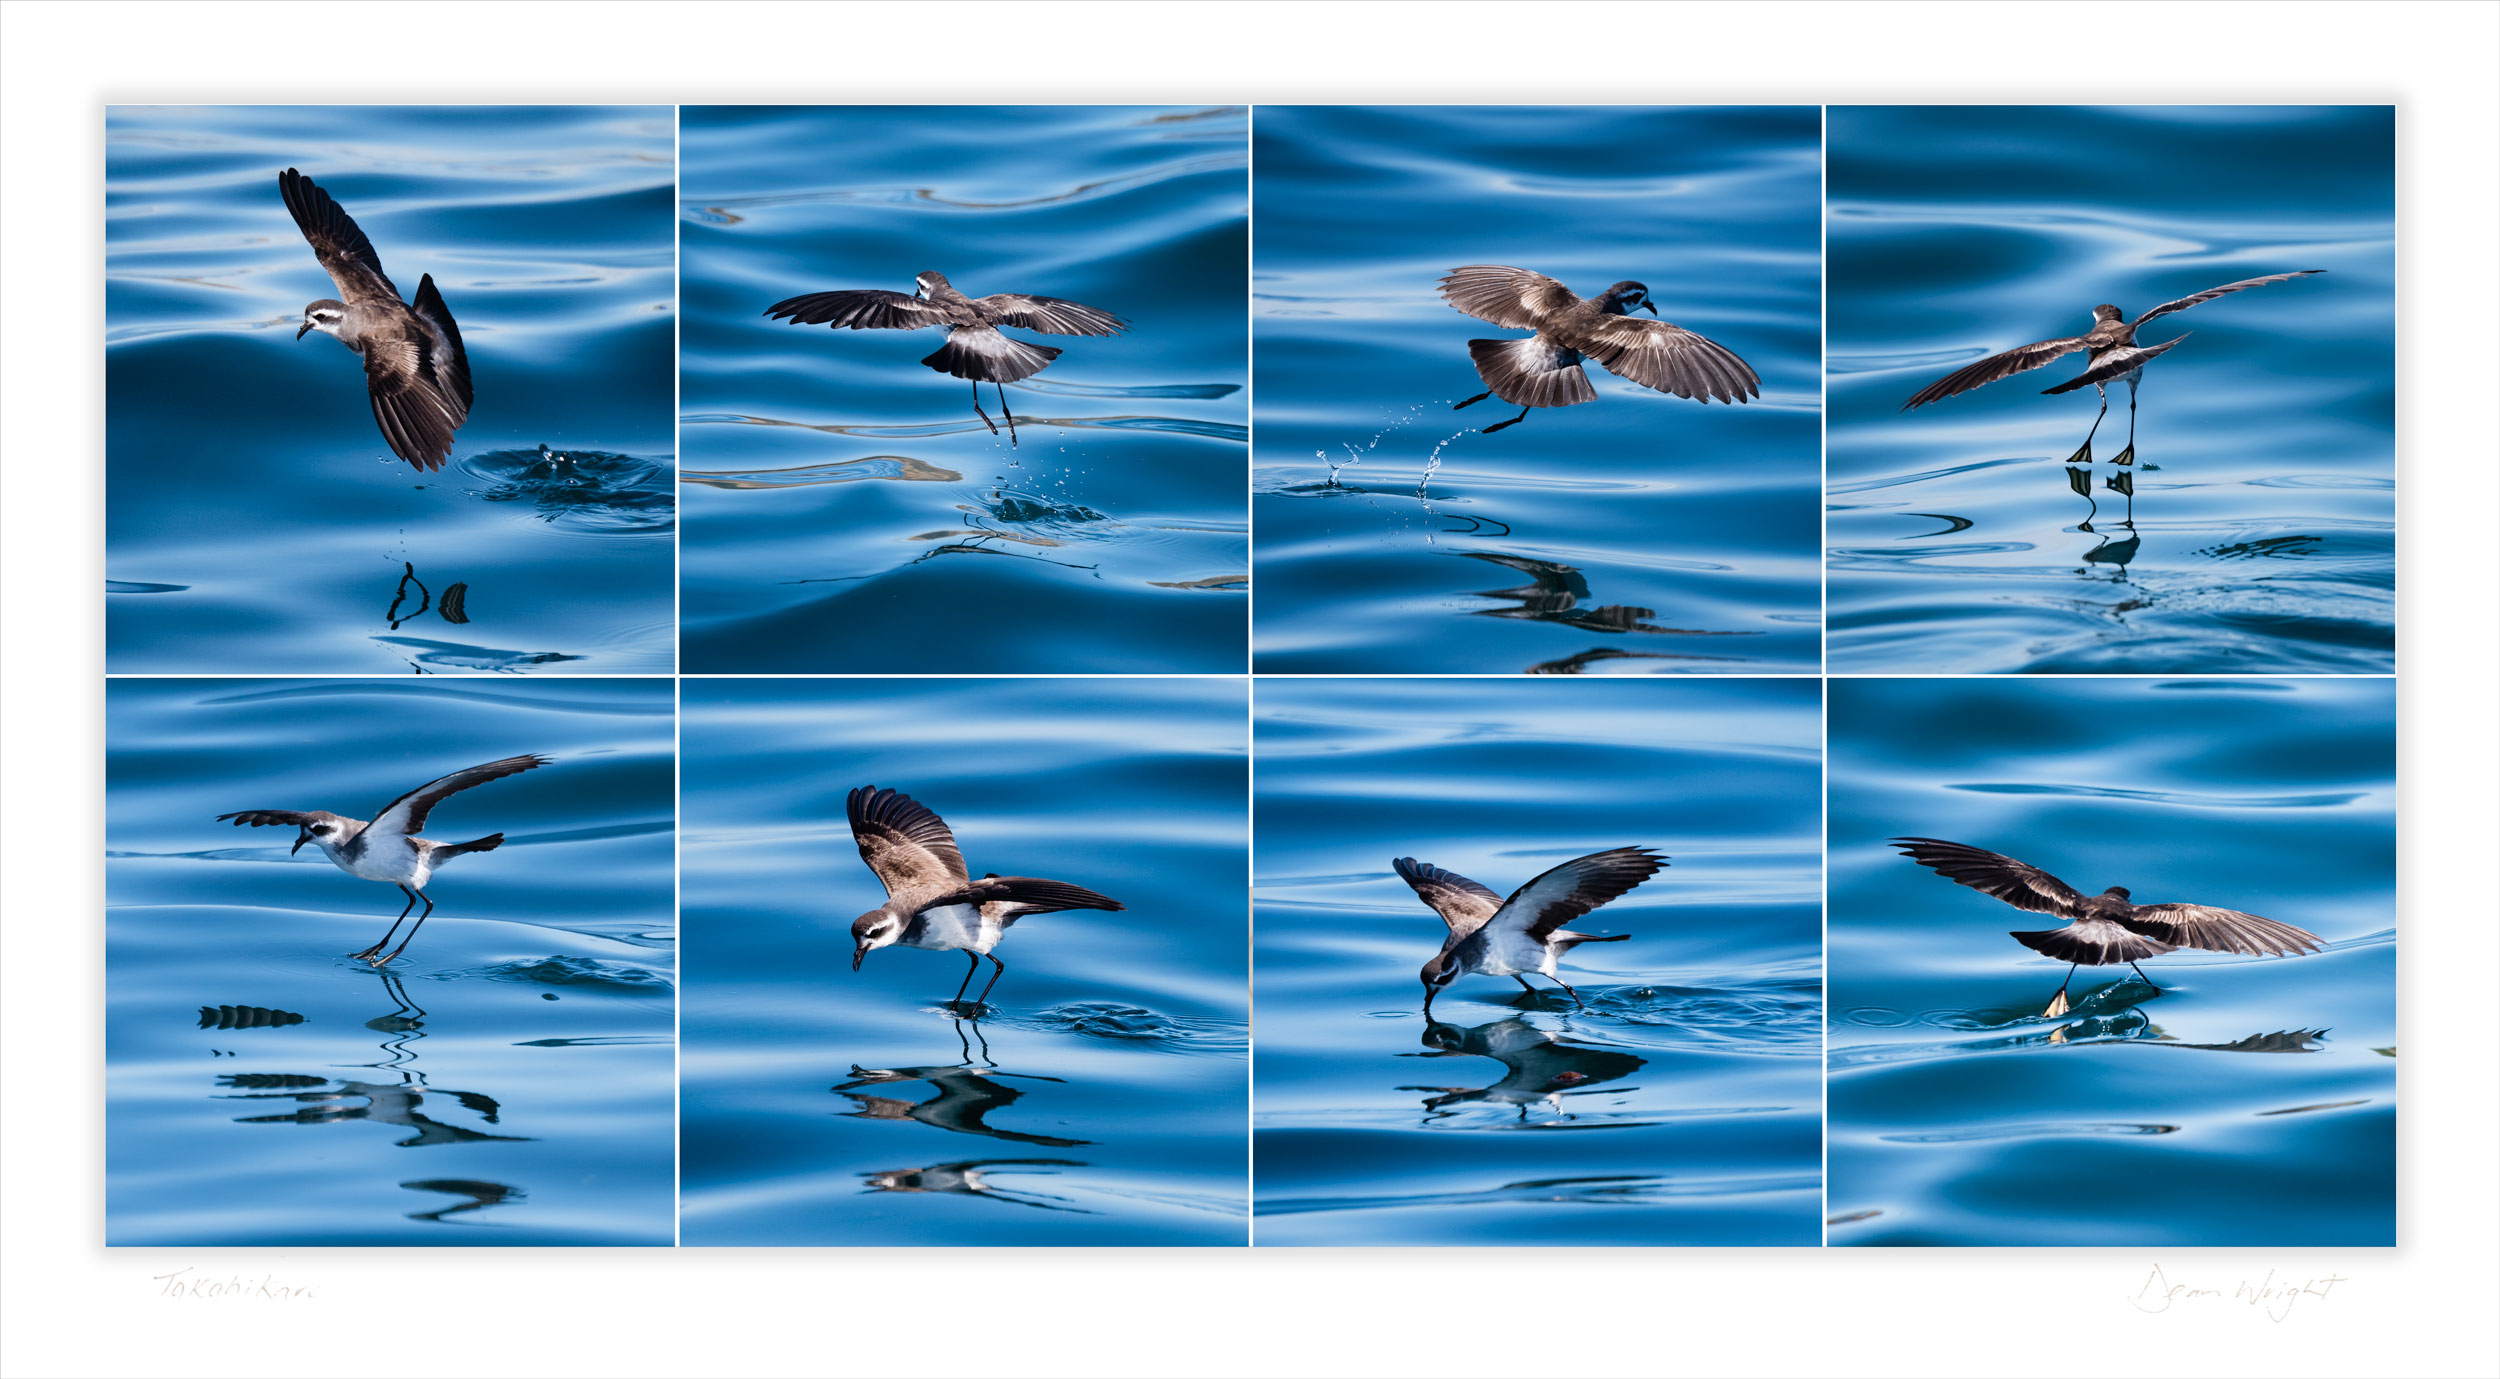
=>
[370,755,550,839]
[765,289,951,330]
[1559,315,1759,403]
[1393,857,1504,934]
[217,809,315,828]
[2135,270,2323,325]
[1901,335,2093,409]
[847,785,969,894]
[2121,903,2323,957]
[1485,847,1665,944]
[1890,838,2085,917]
[279,167,398,306]
[975,294,1127,336]
[2040,335,2187,394]
[1437,265,1577,328]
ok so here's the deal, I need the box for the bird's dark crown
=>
[2093,304,2125,322]
[2103,885,2133,900]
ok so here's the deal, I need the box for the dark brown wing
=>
[1486,847,1666,945]
[1900,335,2093,409]
[848,786,969,895]
[361,330,467,472]
[2120,903,2323,957]
[2040,335,2188,394]
[975,294,1127,337]
[369,755,550,839]
[1392,857,1505,935]
[1889,838,2086,917]
[1562,315,1761,404]
[923,875,1123,916]
[1437,265,1577,329]
[216,810,315,828]
[2134,270,2324,326]
[278,167,399,307]
[765,289,951,331]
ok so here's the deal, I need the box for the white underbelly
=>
[911,904,988,953]
[338,846,420,886]
[1473,928,1554,978]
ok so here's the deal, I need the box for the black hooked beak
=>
[1640,299,1658,316]
[296,319,314,340]
[852,945,868,972]
[291,833,311,855]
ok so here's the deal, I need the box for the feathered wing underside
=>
[2011,919,2177,966]
[410,274,474,410]
[1889,838,2086,917]
[1392,857,1506,935]
[1465,337,1597,409]
[765,289,951,331]
[1436,265,1577,329]
[279,167,397,305]
[370,754,550,840]
[2134,270,2324,325]
[2040,335,2187,394]
[2121,903,2324,958]
[1563,315,1761,404]
[922,326,1060,383]
[975,294,1127,337]
[361,325,467,472]
[216,809,315,828]
[847,786,970,895]
[1487,846,1667,944]
[1900,334,2092,409]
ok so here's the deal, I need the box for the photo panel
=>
[104,106,678,674]
[677,105,1249,674]
[1826,106,2395,674]
[1251,678,1824,1245]
[1826,676,2395,1246]
[104,678,678,1246]
[1249,106,1824,675]
[678,677,1249,1245]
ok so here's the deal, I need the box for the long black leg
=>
[1514,975,1539,998]
[998,383,1018,448]
[974,953,1008,1006]
[380,892,434,964]
[1482,406,1531,435]
[2113,382,2137,465]
[1454,390,1493,411]
[2067,392,2108,465]
[971,380,998,435]
[357,886,421,958]
[952,951,980,1005]
[2127,960,2159,991]
[1552,976,1586,1011]
[2042,962,2079,1018]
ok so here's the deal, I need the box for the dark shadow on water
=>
[400,1177,526,1223]
[832,1018,1092,1149]
[858,1158,1094,1213]
[1397,1017,1647,1126]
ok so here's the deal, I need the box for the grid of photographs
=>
[101,102,2394,1251]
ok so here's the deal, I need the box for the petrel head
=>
[2104,885,2133,901]
[851,909,904,971]
[297,299,347,341]
[1600,281,1657,316]
[293,811,349,855]
[914,271,950,300]
[2093,304,2125,324]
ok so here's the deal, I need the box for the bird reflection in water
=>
[1454,550,1753,646]
[1396,1017,1646,1124]
[857,1158,1092,1213]
[832,1018,1090,1149]
[2067,461,2142,582]
[382,561,472,630]
[400,1178,526,1223]
[214,971,533,1164]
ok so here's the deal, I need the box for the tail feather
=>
[2011,924,2173,965]
[435,832,505,860]
[922,327,1060,383]
[1467,337,1597,409]
[1552,930,1631,950]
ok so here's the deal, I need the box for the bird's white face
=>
[296,302,346,341]
[294,818,345,855]
[851,911,903,969]
[914,273,942,299]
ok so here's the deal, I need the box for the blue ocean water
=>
[1828,106,2395,674]
[105,106,677,675]
[1827,677,2394,1246]
[678,679,1248,1244]
[105,679,676,1246]
[678,106,1248,673]
[1252,679,1823,1245]
[1250,107,1823,675]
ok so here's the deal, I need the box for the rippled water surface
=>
[1827,678,2393,1246]
[679,106,1247,673]
[680,679,1248,1244]
[1251,107,1822,675]
[105,106,677,674]
[105,679,676,1245]
[1253,679,1822,1244]
[1828,107,2394,673]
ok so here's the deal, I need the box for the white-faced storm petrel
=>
[1436,265,1759,433]
[279,168,474,472]
[765,270,1128,446]
[1394,847,1665,1015]
[1889,836,2325,1017]
[845,785,1126,1007]
[218,754,549,965]
[1898,270,2325,464]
